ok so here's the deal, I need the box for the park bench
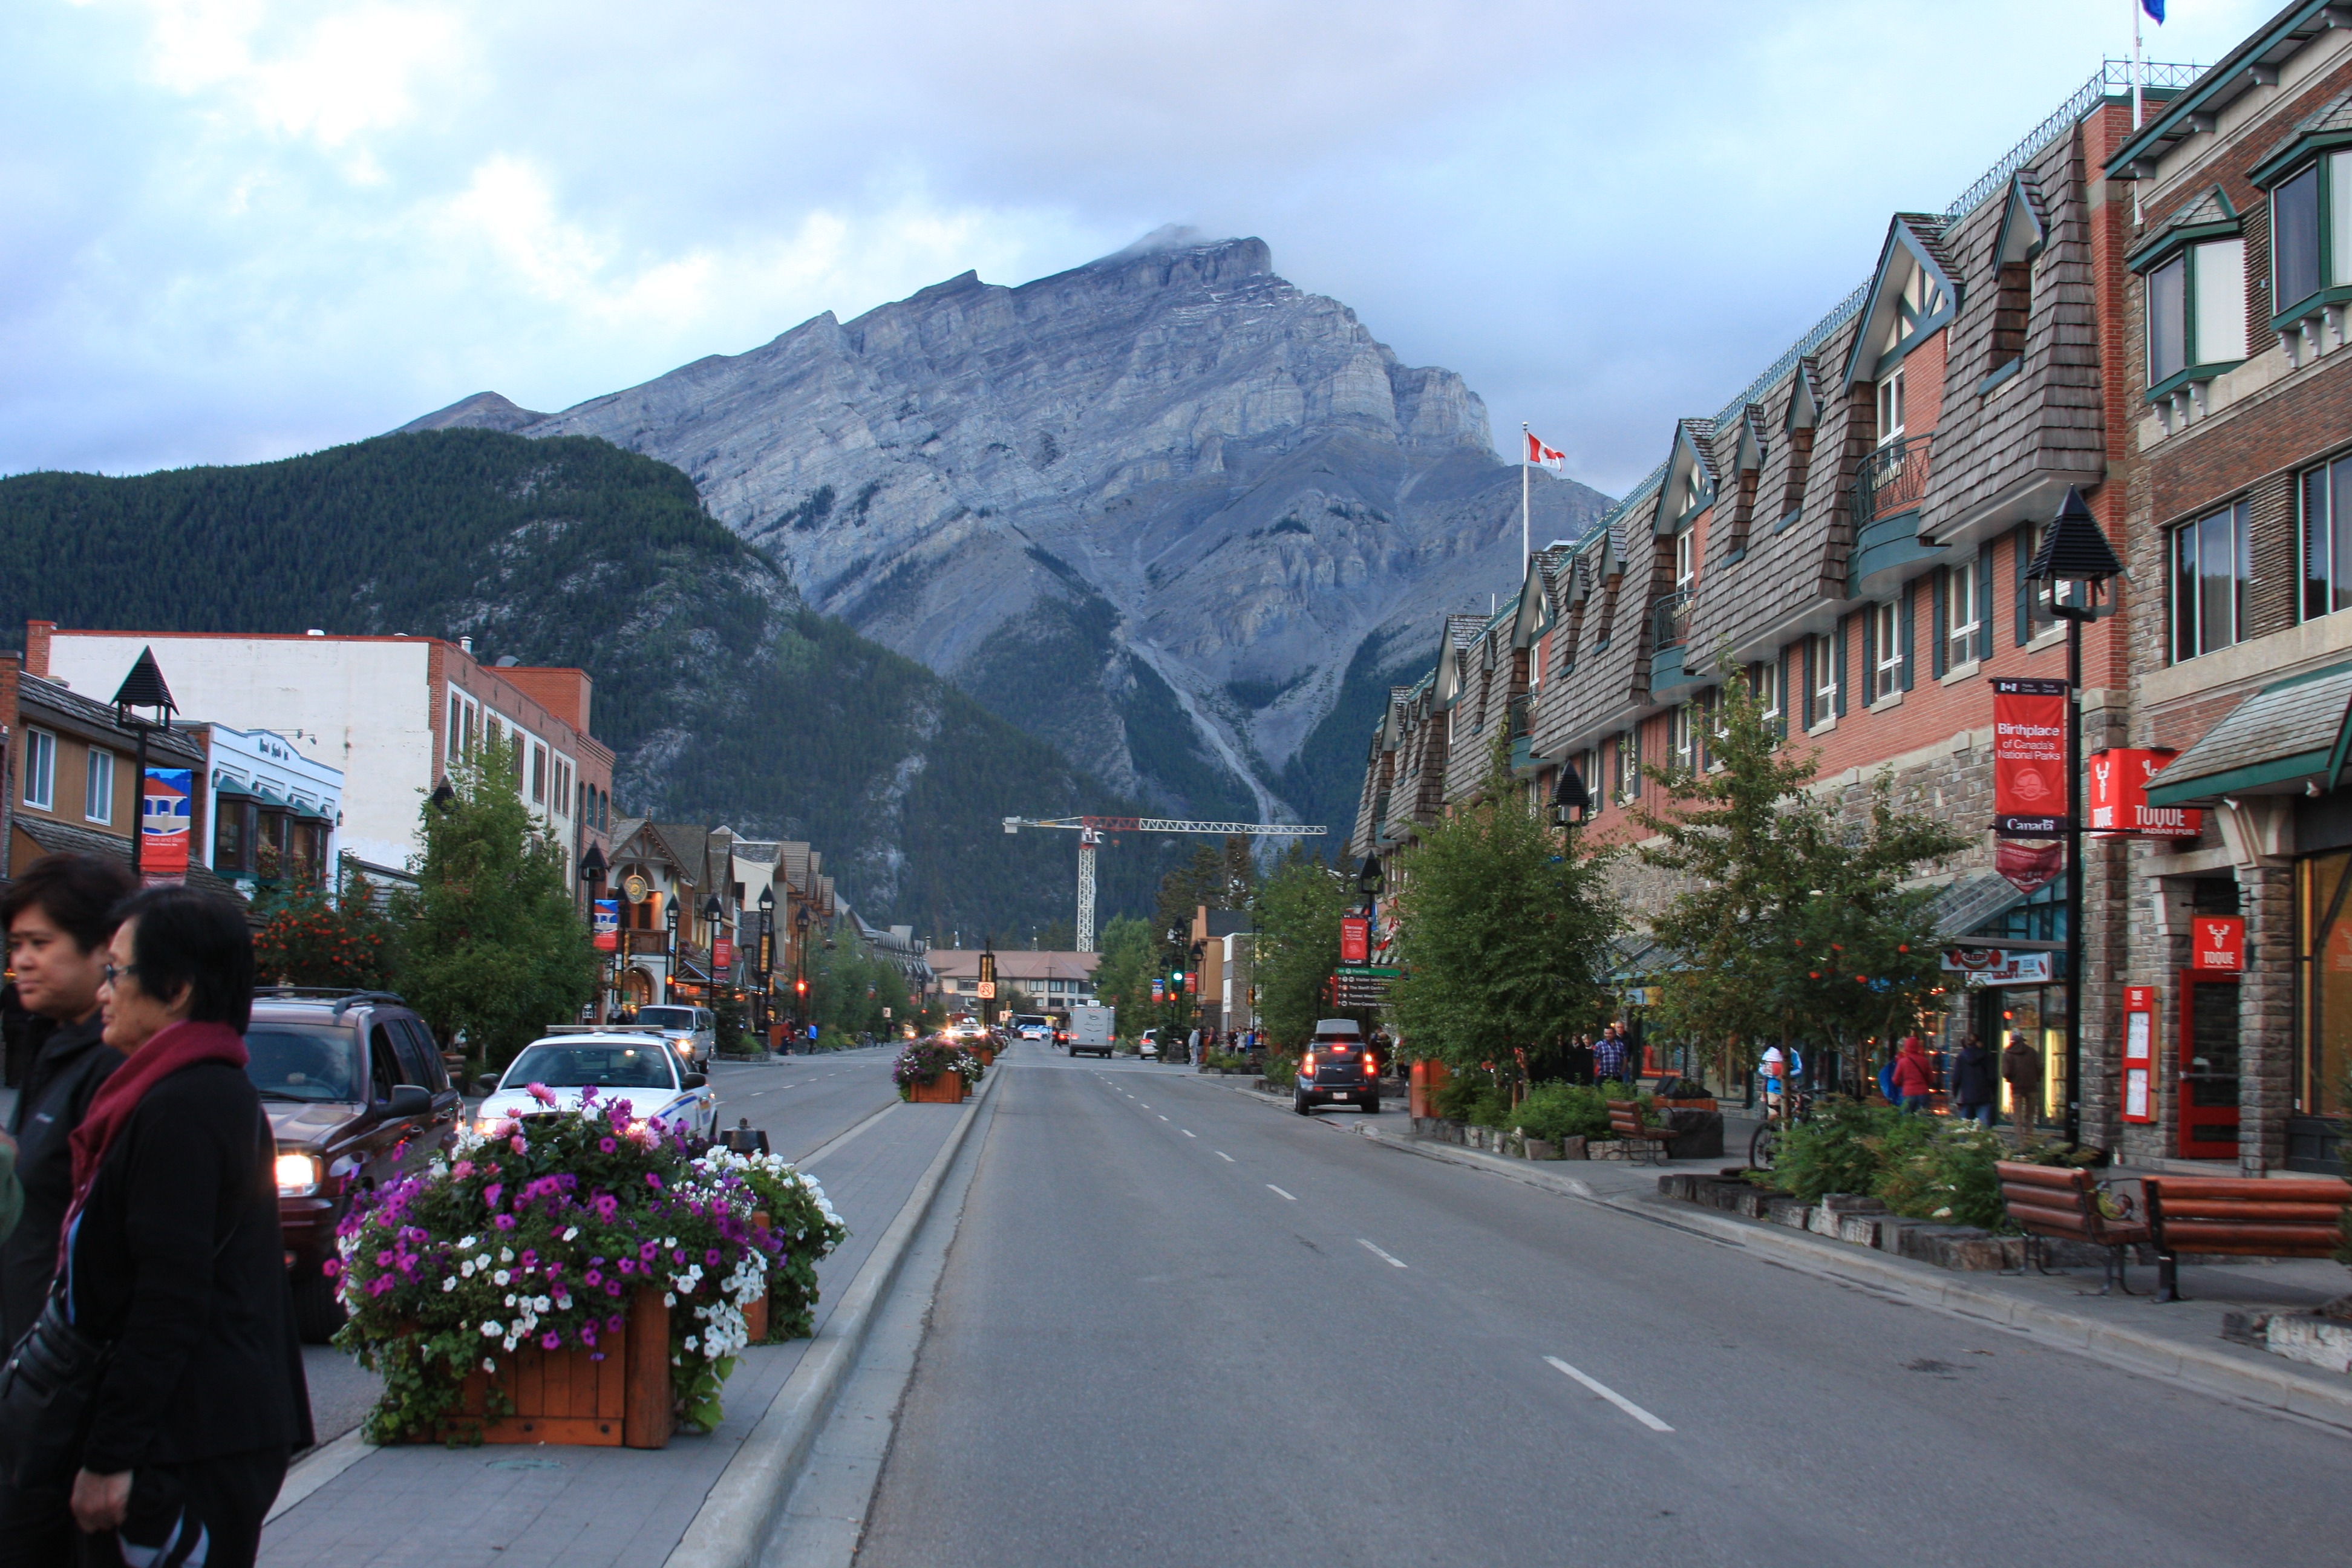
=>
[1605,1100,1677,1165]
[2140,1174,2352,1303]
[1993,1161,2151,1296]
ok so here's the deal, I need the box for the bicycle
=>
[1747,1085,1814,1170]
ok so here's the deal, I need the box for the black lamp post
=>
[1355,852,1384,916]
[757,885,776,1040]
[2024,486,2125,1151]
[664,898,680,1004]
[702,892,726,1012]
[580,843,607,1022]
[109,647,177,878]
[1551,760,1591,828]
[795,903,812,1033]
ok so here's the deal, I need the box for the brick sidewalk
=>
[259,1104,965,1568]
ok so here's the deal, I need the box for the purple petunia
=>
[606,1279,622,1296]
[584,1269,603,1285]
[704,1249,720,1267]
[598,1137,616,1153]
[494,1214,517,1231]
[483,1183,503,1210]
[541,1331,562,1350]
[645,1172,663,1189]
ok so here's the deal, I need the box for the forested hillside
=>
[0,430,1183,936]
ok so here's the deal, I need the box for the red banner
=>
[1994,837,2063,895]
[1992,678,2069,837]
[1340,916,1370,964]
[713,937,733,971]
[2193,916,2244,972]
[2088,748,2201,838]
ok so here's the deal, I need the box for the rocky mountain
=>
[403,230,1610,832]
[0,430,1183,938]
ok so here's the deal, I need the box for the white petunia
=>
[481,1321,503,1337]
[460,1261,476,1278]
[483,1357,497,1373]
[494,1270,511,1286]
[443,1277,458,1293]
[505,1294,517,1307]
[500,1248,514,1264]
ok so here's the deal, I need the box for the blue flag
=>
[2143,0,2163,21]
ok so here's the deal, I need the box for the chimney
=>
[460,636,474,656]
[24,621,54,678]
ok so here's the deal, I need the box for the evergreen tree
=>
[1384,738,1622,1082]
[397,738,596,1070]
[1251,844,1350,1049]
[1089,914,1159,1038]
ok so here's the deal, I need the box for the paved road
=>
[855,1047,2352,1568]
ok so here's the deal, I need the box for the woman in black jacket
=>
[54,887,309,1567]
[1949,1034,1999,1128]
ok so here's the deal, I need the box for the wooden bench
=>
[1993,1161,2151,1296]
[1606,1100,1676,1165]
[2141,1175,2352,1303]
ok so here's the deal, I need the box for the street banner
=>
[1183,972,1197,996]
[1992,678,2069,836]
[1340,916,1370,964]
[592,900,619,951]
[2194,916,2245,972]
[2088,748,2201,837]
[1151,978,1165,1002]
[140,768,192,879]
[1939,947,2055,985]
[1994,837,2063,895]
[713,936,733,971]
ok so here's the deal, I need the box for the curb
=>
[662,1064,1004,1568]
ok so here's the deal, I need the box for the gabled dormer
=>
[1777,360,1822,529]
[1723,405,1766,560]
[1843,216,1962,454]
[1981,174,2048,391]
[1656,419,1718,537]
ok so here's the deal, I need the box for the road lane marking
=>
[1158,1115,1169,1122]
[1216,1152,1234,1162]
[1544,1357,1674,1432]
[1357,1239,1408,1269]
[1181,1129,1196,1137]
[1267,1184,1296,1201]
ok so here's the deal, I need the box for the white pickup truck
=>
[1068,1002,1116,1057]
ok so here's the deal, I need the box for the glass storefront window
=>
[2297,850,2352,1117]
[1987,984,2068,1125]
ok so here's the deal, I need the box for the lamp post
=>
[757,884,776,1045]
[1354,852,1383,918]
[581,843,608,1023]
[702,891,726,1021]
[664,898,680,1005]
[794,903,812,1036]
[2024,486,2125,1151]
[1550,760,1591,828]
[109,647,177,878]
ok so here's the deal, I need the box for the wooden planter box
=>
[907,1073,967,1104]
[972,1047,997,1067]
[440,1286,673,1448]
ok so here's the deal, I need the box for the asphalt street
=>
[854,1045,2352,1568]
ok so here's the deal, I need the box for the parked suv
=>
[633,1004,715,1070]
[247,988,466,1341]
[1294,1019,1380,1115]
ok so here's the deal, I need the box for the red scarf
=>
[62,1019,249,1252]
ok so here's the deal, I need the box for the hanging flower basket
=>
[330,1085,843,1447]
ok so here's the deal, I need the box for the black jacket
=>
[65,1060,311,1474]
[1,1012,120,1347]
[1950,1045,1999,1106]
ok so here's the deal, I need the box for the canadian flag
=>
[1525,431,1566,471]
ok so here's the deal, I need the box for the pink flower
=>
[525,1082,558,1108]
[321,1259,341,1278]
[451,1161,474,1179]
[606,1314,624,1332]
[483,1184,503,1210]
[645,1172,662,1190]
[584,1269,603,1285]
[509,1135,528,1155]
[494,1214,517,1230]
[605,1280,622,1296]
[541,1331,561,1350]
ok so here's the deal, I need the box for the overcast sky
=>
[1,0,2279,496]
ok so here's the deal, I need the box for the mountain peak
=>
[393,390,548,436]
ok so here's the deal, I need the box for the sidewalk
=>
[1193,1070,2352,1428]
[259,1094,973,1568]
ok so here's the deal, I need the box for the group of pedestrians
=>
[1557,1023,1636,1087]
[1878,1031,2047,1131]
[0,854,308,1568]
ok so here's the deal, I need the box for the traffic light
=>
[794,978,809,998]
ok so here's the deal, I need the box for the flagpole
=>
[1521,422,1531,566]
[2132,0,2144,131]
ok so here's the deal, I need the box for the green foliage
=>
[711,1148,849,1342]
[1756,1098,1915,1204]
[397,740,596,1069]
[1089,915,1158,1024]
[253,878,397,990]
[1252,847,1350,1048]
[1432,1077,1483,1120]
[1463,1086,1515,1129]
[1877,1123,2013,1231]
[805,936,910,1038]
[1385,737,1622,1072]
[1757,1098,2014,1227]
[1639,665,1967,1080]
[1514,1082,1614,1143]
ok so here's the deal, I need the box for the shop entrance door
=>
[2177,970,2239,1158]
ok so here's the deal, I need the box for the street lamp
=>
[1354,853,1383,915]
[757,885,776,1042]
[2024,485,2124,1151]
[1550,760,1590,828]
[109,647,177,878]
[664,898,680,1004]
[580,843,607,1023]
[794,904,812,1034]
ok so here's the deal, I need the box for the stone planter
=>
[1524,1137,1560,1160]
[907,1073,967,1104]
[2265,1314,2352,1373]
[1558,1135,1589,1159]
[440,1287,672,1448]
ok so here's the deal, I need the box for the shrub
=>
[1464,1086,1514,1128]
[1758,1097,1913,1203]
[1432,1077,1483,1120]
[1875,1123,2013,1231]
[1265,1051,1299,1085]
[1515,1082,1612,1143]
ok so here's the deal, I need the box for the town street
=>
[855,1047,2352,1568]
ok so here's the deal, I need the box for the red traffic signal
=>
[794,978,809,996]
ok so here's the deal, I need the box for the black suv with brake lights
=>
[246,988,466,1341]
[1293,1019,1380,1115]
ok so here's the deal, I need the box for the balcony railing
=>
[1852,434,1932,521]
[1650,587,1694,652]
[1506,693,1533,740]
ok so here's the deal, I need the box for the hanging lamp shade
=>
[2024,486,2124,583]
[111,646,177,720]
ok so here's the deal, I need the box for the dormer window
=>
[1875,367,1906,446]
[1878,266,1947,365]
[1674,527,1696,594]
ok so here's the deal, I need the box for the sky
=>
[0,0,2284,497]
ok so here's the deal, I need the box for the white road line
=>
[1544,1357,1674,1432]
[1215,1151,1234,1162]
[1267,1184,1296,1201]
[1181,1129,1196,1138]
[1158,1114,1169,1122]
[1357,1239,1408,1269]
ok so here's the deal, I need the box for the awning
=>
[213,776,255,799]
[253,783,289,808]
[2145,660,2352,807]
[1922,871,2028,939]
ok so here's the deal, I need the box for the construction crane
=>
[1002,815,1328,952]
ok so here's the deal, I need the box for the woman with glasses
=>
[38,887,309,1567]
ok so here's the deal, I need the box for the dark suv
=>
[1293,1019,1380,1115]
[246,988,466,1340]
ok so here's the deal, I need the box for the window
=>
[83,747,114,824]
[2171,500,2252,661]
[1809,631,1839,722]
[21,728,54,811]
[531,744,547,804]
[1942,561,1979,670]
[1875,367,1906,445]
[1670,704,1695,772]
[1673,528,1696,593]
[2302,452,2352,621]
[2275,162,2322,315]
[2146,240,2248,387]
[1751,658,1782,727]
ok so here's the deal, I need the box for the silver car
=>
[633,1004,715,1070]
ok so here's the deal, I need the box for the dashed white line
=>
[1180,1129,1196,1138]
[1215,1151,1234,1162]
[1544,1357,1674,1432]
[1158,1115,1169,1122]
[1267,1184,1296,1201]
[1357,1239,1408,1269]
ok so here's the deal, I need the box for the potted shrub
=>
[894,1038,984,1103]
[330,1086,838,1446]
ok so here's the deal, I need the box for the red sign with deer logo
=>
[2194,916,2244,972]
[2088,748,2201,838]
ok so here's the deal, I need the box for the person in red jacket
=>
[1890,1035,1935,1114]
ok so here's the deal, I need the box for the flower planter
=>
[908,1073,967,1104]
[439,1287,673,1448]
[973,1047,997,1067]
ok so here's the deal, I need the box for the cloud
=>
[4,0,2283,485]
